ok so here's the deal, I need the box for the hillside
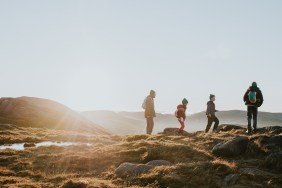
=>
[0,124,282,187]
[0,97,110,135]
[82,110,282,134]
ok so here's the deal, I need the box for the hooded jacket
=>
[206,101,217,116]
[244,86,264,107]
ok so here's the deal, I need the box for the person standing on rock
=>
[175,98,188,136]
[243,82,264,134]
[143,90,156,134]
[205,94,219,133]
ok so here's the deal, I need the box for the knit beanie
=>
[182,98,188,105]
[210,94,215,100]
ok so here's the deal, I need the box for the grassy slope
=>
[0,125,282,187]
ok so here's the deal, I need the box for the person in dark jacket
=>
[144,90,156,134]
[243,82,264,134]
[175,98,188,136]
[205,94,219,133]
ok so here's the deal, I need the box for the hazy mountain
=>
[82,111,144,135]
[0,97,110,135]
[82,110,282,134]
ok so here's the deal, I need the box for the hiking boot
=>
[178,129,185,136]
[245,130,252,135]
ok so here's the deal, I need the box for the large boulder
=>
[115,160,172,178]
[212,137,249,157]
[263,152,282,173]
[251,135,282,153]
[256,126,282,134]
[216,124,245,132]
[268,136,282,148]
[161,128,189,136]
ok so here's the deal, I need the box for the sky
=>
[0,0,281,113]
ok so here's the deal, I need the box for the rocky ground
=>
[0,124,282,187]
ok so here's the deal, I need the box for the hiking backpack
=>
[248,91,257,104]
[142,97,147,110]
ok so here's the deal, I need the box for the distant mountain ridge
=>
[0,97,111,135]
[1,96,280,136]
[82,110,282,135]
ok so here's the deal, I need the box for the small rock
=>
[212,136,249,157]
[146,160,172,166]
[24,143,36,148]
[115,160,172,178]
[115,162,136,177]
[115,162,153,178]
[224,174,239,186]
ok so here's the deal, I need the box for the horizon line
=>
[80,109,282,115]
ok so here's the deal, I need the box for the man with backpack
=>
[175,98,188,136]
[205,94,219,133]
[143,90,156,134]
[244,82,264,134]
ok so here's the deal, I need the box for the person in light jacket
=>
[144,90,156,134]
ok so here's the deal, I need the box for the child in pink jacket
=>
[175,98,188,135]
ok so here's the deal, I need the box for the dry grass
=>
[0,125,282,187]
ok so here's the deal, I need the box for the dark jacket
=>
[175,104,187,120]
[206,101,216,116]
[244,86,264,107]
[145,96,156,118]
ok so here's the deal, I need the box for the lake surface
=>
[0,141,91,150]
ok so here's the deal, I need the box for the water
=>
[0,143,26,150]
[0,141,91,150]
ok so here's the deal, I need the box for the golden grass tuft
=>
[211,158,237,171]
